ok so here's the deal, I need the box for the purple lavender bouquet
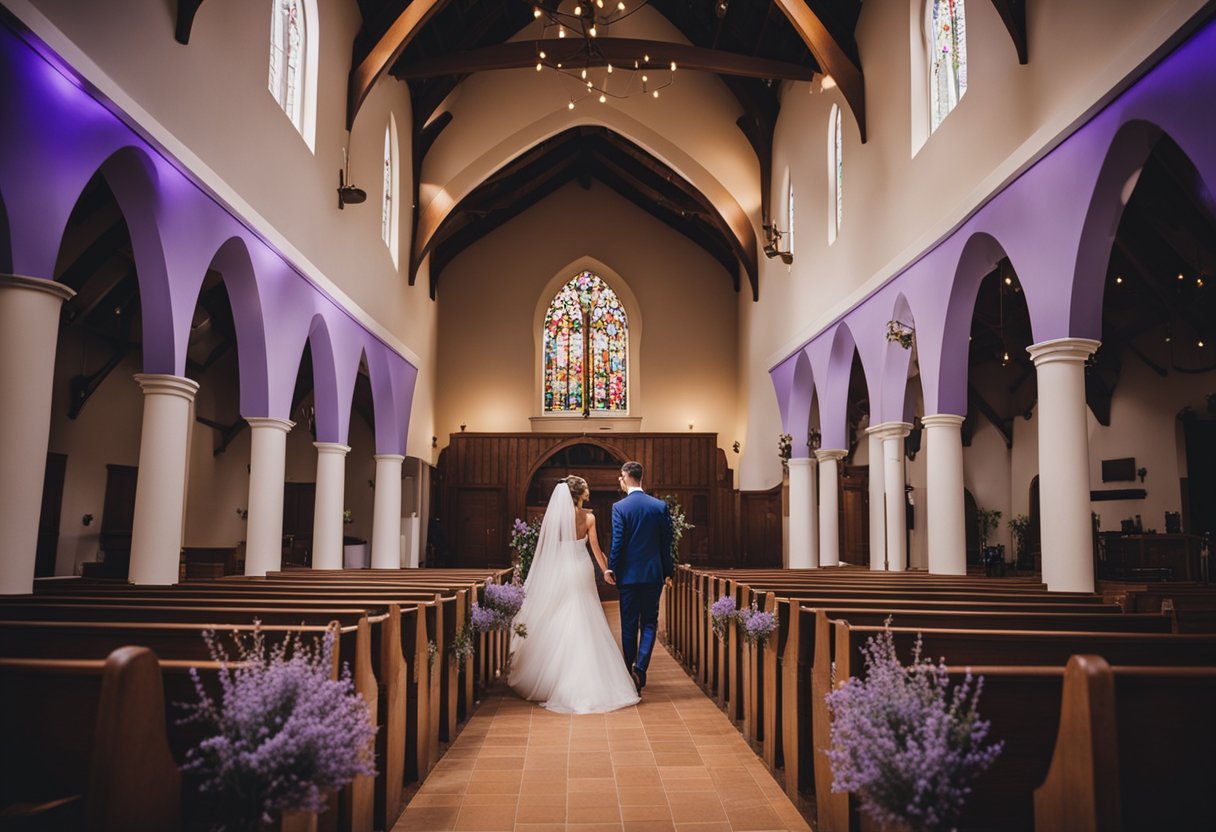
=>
[738,606,776,646]
[710,595,737,640]
[824,628,1003,832]
[178,626,377,831]
[509,517,542,581]
[471,581,528,638]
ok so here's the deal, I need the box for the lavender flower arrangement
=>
[178,626,377,831]
[710,595,737,640]
[738,605,776,646]
[470,581,528,638]
[509,517,542,581]
[824,627,1003,832]
[449,625,475,663]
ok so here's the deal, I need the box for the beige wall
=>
[738,0,1208,488]
[12,0,438,462]
[435,181,741,457]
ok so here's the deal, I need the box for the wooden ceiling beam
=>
[394,38,816,82]
[771,0,867,142]
[348,0,452,128]
[174,0,205,45]
[988,0,1028,64]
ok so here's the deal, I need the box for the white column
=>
[312,442,350,570]
[371,453,405,569]
[244,417,294,577]
[128,374,200,584]
[865,427,886,571]
[0,275,74,594]
[815,449,848,567]
[922,414,967,575]
[787,457,819,568]
[1028,338,1100,592]
[875,422,912,572]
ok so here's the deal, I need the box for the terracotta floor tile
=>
[724,804,786,831]
[614,765,661,786]
[564,824,624,832]
[409,793,466,808]
[623,822,676,832]
[519,778,568,795]
[653,752,704,767]
[512,825,565,832]
[617,787,669,807]
[469,770,524,783]
[461,794,518,807]
[453,803,517,831]
[612,750,658,766]
[567,777,619,793]
[621,804,674,822]
[673,823,733,832]
[570,762,617,779]
[514,802,567,824]
[464,780,522,795]
[398,805,462,830]
[567,804,623,824]
[666,793,728,824]
[572,791,621,808]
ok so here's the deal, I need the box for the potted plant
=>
[1007,514,1031,571]
[825,627,1004,832]
[976,508,1003,576]
[178,626,377,832]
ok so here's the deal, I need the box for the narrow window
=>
[828,105,843,244]
[787,180,796,255]
[929,0,968,132]
[381,118,399,266]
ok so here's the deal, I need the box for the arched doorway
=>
[526,442,626,596]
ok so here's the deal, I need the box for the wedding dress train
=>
[508,483,641,714]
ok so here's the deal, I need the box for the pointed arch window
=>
[828,105,843,244]
[382,117,399,267]
[269,0,308,139]
[929,0,968,132]
[543,272,628,414]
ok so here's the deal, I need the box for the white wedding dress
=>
[508,483,641,714]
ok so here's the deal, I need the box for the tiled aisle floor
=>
[393,602,811,832]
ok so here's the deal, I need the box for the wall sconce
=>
[432,436,438,448]
[337,148,366,210]
[82,513,94,527]
[762,220,793,264]
[459,422,467,432]
[688,423,695,431]
[732,441,741,453]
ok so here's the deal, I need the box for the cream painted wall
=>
[738,0,1209,489]
[434,180,740,454]
[16,0,437,416]
[47,331,143,575]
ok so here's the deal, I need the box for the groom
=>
[604,461,673,692]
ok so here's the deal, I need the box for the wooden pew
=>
[0,646,181,832]
[0,620,376,832]
[1034,655,1216,832]
[818,625,1216,832]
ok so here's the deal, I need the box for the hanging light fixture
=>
[532,0,676,109]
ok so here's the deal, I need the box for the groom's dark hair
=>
[621,461,644,483]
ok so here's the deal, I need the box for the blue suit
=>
[610,490,673,683]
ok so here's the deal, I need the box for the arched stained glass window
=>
[269,0,307,133]
[929,0,968,132]
[382,126,393,244]
[543,272,628,413]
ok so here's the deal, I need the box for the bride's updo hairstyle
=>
[565,475,589,503]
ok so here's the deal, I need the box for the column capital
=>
[245,416,295,433]
[1027,337,1100,367]
[134,373,199,401]
[815,448,848,463]
[0,274,76,302]
[872,421,913,440]
[787,456,816,470]
[373,453,406,463]
[313,442,352,456]
[921,413,966,429]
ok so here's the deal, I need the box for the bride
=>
[508,476,641,713]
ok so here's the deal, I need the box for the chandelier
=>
[531,1,677,109]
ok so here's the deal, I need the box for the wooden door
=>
[453,488,505,568]
[97,463,138,577]
[740,487,782,566]
[35,453,67,577]
[282,482,316,566]
[840,466,869,566]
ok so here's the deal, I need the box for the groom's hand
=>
[603,569,617,585]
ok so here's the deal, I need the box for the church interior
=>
[1,0,1214,830]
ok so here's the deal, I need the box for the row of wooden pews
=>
[0,567,513,832]
[665,565,1216,832]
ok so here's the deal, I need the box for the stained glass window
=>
[787,181,795,255]
[929,0,968,132]
[269,0,306,133]
[543,272,628,413]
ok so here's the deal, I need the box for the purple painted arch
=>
[0,179,10,273]
[364,341,418,457]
